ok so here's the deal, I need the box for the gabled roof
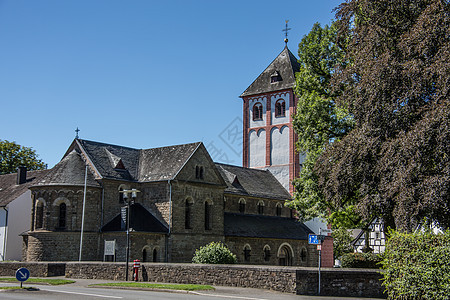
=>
[137,142,201,182]
[32,150,100,188]
[215,163,291,200]
[62,139,203,183]
[240,46,300,97]
[224,212,313,240]
[101,203,168,233]
[0,169,50,207]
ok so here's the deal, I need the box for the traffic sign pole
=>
[15,267,30,288]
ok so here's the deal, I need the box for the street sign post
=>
[15,267,30,288]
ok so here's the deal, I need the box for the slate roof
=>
[224,212,313,240]
[215,163,291,201]
[240,46,300,97]
[137,143,201,182]
[32,150,100,188]
[0,169,50,207]
[102,203,168,233]
[74,139,201,182]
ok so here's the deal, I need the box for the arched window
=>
[204,201,211,230]
[275,99,286,117]
[35,200,44,229]
[252,103,263,121]
[278,244,293,266]
[185,199,193,229]
[153,248,157,262]
[243,245,251,262]
[142,248,148,262]
[196,166,204,180]
[276,203,282,217]
[58,203,66,229]
[119,187,124,203]
[257,201,265,215]
[300,248,308,263]
[263,245,271,262]
[238,198,246,214]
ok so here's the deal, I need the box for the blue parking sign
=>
[308,234,320,245]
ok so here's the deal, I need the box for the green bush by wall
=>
[340,252,382,268]
[192,242,237,264]
[381,229,450,299]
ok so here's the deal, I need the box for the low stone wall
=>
[3,262,385,298]
[0,262,65,277]
[297,268,385,298]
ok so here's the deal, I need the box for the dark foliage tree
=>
[316,0,450,231]
[0,140,46,174]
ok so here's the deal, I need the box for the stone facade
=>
[22,139,317,267]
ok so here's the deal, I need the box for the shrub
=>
[381,229,450,300]
[340,252,382,269]
[192,242,237,264]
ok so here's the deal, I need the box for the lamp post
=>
[120,188,140,281]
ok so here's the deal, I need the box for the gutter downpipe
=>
[166,180,172,262]
[1,207,8,261]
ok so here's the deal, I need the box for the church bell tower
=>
[240,45,302,194]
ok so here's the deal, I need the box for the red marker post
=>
[133,259,140,281]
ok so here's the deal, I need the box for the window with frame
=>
[204,201,211,230]
[238,199,246,213]
[252,103,263,121]
[275,99,286,117]
[263,246,271,262]
[243,245,251,262]
[276,204,282,217]
[35,201,44,229]
[196,166,204,180]
[119,187,124,204]
[58,203,66,229]
[270,71,282,83]
[257,201,264,215]
[185,199,193,229]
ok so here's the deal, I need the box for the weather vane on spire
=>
[282,20,291,45]
[75,127,80,139]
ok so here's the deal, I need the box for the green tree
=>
[316,0,450,231]
[287,22,356,228]
[192,242,237,264]
[0,140,46,174]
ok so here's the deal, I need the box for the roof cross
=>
[282,20,291,45]
[75,127,80,139]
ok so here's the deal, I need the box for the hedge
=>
[381,229,450,299]
[340,252,382,268]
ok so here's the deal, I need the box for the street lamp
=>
[120,188,140,281]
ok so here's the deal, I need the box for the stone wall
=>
[296,268,385,298]
[0,262,65,277]
[64,262,385,298]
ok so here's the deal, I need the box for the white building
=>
[0,168,48,261]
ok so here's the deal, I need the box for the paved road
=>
[0,278,383,300]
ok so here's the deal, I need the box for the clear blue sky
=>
[0,0,338,168]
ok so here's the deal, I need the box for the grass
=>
[0,286,38,290]
[90,282,215,291]
[0,278,75,285]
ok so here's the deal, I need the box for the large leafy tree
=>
[0,140,46,174]
[287,22,356,228]
[316,0,450,231]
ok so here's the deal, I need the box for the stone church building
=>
[22,45,327,267]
